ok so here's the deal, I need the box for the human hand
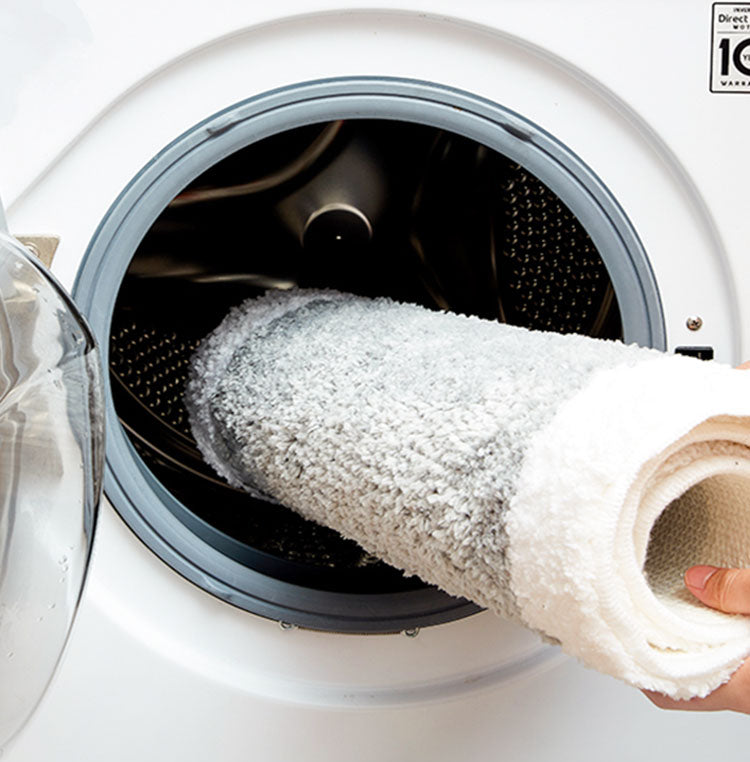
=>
[643,566,750,712]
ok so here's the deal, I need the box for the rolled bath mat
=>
[185,289,750,699]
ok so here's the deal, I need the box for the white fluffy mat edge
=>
[507,355,750,699]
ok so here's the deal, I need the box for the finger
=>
[737,361,750,370]
[684,566,750,614]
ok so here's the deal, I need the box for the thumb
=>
[684,566,750,614]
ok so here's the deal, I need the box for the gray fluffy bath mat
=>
[186,289,750,699]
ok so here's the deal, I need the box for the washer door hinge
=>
[14,234,60,268]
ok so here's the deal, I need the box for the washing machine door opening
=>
[75,79,665,632]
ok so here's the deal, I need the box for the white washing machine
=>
[2,0,750,759]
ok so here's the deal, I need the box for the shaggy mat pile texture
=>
[186,289,750,698]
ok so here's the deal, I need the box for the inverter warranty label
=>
[711,3,750,91]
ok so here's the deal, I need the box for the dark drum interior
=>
[109,119,622,597]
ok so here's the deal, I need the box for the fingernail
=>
[685,565,719,591]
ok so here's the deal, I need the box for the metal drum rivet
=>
[402,628,420,638]
[279,621,297,631]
